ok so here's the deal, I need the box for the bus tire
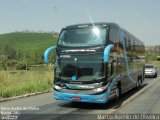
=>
[115,83,121,101]
[136,79,140,88]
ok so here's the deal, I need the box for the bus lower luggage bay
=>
[44,23,145,103]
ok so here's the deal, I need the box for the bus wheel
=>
[136,80,140,88]
[115,84,121,101]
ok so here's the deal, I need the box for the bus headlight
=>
[54,85,62,90]
[92,84,109,93]
[93,88,104,92]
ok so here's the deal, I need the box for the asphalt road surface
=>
[0,70,160,120]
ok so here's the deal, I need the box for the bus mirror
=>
[44,46,56,64]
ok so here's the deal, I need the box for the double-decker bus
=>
[44,23,145,103]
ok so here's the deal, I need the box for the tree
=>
[17,50,23,60]
[0,54,8,70]
[3,43,16,60]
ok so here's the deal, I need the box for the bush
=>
[0,62,7,70]
[0,55,7,70]
[7,60,17,67]
[16,61,27,70]
[156,56,160,61]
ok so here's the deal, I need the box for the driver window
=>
[108,63,112,77]
[107,59,115,78]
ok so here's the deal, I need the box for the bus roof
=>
[62,22,144,46]
[64,22,119,29]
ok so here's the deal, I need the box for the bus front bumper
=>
[53,90,108,103]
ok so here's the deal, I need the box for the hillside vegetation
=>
[0,32,57,98]
[145,46,160,68]
[0,32,57,70]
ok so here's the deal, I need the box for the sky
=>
[0,0,160,45]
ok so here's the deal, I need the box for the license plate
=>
[72,96,80,100]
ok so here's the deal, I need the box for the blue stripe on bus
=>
[44,46,56,64]
[121,32,135,83]
[103,44,114,62]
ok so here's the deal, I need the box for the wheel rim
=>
[136,81,139,88]
[139,80,141,86]
[116,88,120,98]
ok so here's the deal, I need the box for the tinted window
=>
[55,54,104,81]
[58,27,107,46]
[109,27,119,44]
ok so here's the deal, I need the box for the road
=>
[0,70,160,120]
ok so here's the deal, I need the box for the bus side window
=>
[109,27,119,44]
[109,27,119,51]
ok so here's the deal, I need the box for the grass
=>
[0,32,57,98]
[0,66,54,98]
[146,60,160,68]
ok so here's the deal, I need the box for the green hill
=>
[0,32,57,54]
[0,32,57,67]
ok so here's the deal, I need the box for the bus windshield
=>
[58,27,107,46]
[55,54,104,81]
